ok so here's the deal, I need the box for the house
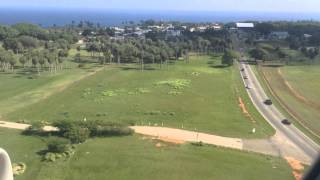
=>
[236,23,255,28]
[166,29,181,37]
[269,31,289,40]
[197,26,208,32]
[211,24,222,30]
[304,34,312,38]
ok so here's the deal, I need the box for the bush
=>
[52,120,133,141]
[64,126,90,144]
[47,138,70,153]
[22,121,44,136]
[191,141,204,147]
[53,120,74,135]
[78,63,86,68]
[95,126,134,137]
[43,147,75,162]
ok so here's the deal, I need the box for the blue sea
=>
[0,8,320,27]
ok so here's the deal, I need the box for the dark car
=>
[264,99,272,105]
[281,119,292,125]
[241,68,245,72]
[243,75,248,79]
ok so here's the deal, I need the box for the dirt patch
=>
[239,97,256,123]
[141,136,185,147]
[158,137,185,144]
[285,157,304,180]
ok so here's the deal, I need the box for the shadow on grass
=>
[262,64,285,68]
[210,65,230,69]
[120,66,157,71]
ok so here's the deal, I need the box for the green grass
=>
[68,48,91,57]
[282,66,320,103]
[0,128,293,180]
[0,62,100,115]
[5,55,274,138]
[256,65,320,140]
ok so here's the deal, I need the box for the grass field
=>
[0,61,101,115]
[68,48,92,57]
[5,55,274,138]
[261,65,320,136]
[0,128,293,180]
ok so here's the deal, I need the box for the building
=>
[304,34,312,38]
[269,31,289,40]
[166,29,181,37]
[211,24,222,30]
[236,23,255,28]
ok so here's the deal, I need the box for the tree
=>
[74,53,81,63]
[19,56,28,68]
[249,48,268,61]
[64,126,90,144]
[222,50,239,66]
[31,52,40,75]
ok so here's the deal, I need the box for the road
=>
[239,61,320,164]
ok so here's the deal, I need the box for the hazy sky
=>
[1,0,319,12]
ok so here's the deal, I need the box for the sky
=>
[1,0,320,13]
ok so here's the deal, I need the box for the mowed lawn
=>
[0,128,293,180]
[6,55,274,138]
[0,62,99,115]
[262,65,320,135]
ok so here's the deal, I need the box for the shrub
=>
[64,126,90,144]
[95,126,134,137]
[53,120,74,135]
[47,138,70,153]
[22,121,44,136]
[78,63,86,68]
[191,141,204,147]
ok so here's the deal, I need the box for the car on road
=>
[240,68,245,72]
[281,119,292,125]
[264,99,273,105]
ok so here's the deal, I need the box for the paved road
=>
[239,61,320,164]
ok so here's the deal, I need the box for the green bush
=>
[78,63,86,68]
[64,126,90,144]
[22,121,44,136]
[47,138,70,153]
[95,126,134,137]
[52,120,133,141]
[53,120,74,135]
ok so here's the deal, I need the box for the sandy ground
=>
[131,126,243,150]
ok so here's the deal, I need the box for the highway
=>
[239,61,320,164]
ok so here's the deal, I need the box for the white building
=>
[236,23,255,28]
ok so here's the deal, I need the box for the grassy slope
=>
[252,65,320,143]
[0,128,293,180]
[261,66,320,135]
[6,56,274,138]
[0,62,100,115]
[68,48,91,57]
[282,66,320,104]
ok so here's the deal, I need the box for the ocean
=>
[0,8,319,27]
